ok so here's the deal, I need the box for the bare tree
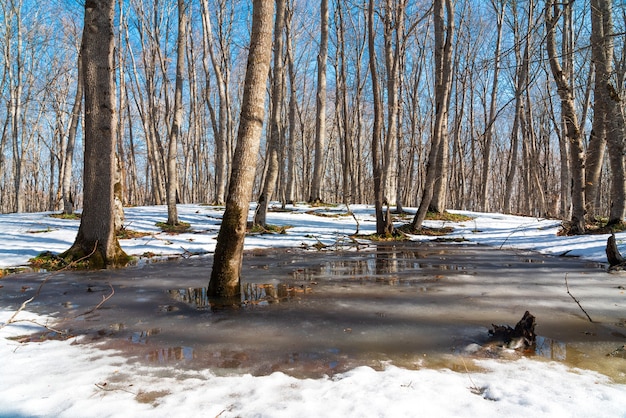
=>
[209,0,274,300]
[592,0,625,225]
[368,0,393,235]
[61,0,128,267]
[165,0,186,226]
[200,0,233,205]
[254,0,286,227]
[309,0,328,203]
[411,0,454,229]
[478,0,504,213]
[545,0,585,234]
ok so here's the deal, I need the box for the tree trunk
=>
[368,0,393,235]
[591,0,626,225]
[166,0,186,226]
[479,0,504,213]
[586,1,608,221]
[309,0,328,203]
[284,4,297,204]
[545,0,585,234]
[209,0,274,300]
[254,0,286,227]
[62,49,83,215]
[200,0,230,205]
[62,0,127,267]
[412,0,454,228]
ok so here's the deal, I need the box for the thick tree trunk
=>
[62,0,127,267]
[209,0,274,300]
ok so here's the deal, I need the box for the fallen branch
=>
[565,273,593,323]
[1,242,101,333]
[74,284,115,318]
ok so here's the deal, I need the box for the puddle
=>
[2,242,625,381]
[147,346,194,363]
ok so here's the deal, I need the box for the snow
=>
[1,203,626,417]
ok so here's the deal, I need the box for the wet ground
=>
[1,242,625,380]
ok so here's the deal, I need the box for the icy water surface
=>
[1,242,625,380]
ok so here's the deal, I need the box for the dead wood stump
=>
[606,234,626,271]
[488,311,536,350]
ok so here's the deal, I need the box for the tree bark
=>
[591,0,626,225]
[309,0,328,203]
[209,0,274,300]
[368,0,393,235]
[62,0,127,267]
[545,0,585,234]
[254,0,286,227]
[62,49,83,215]
[166,0,186,226]
[412,0,454,229]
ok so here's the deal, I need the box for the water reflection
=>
[131,328,161,344]
[167,283,312,310]
[168,288,211,310]
[535,336,567,361]
[147,346,194,363]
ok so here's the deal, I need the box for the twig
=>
[344,200,360,235]
[1,242,100,332]
[460,357,484,395]
[74,284,115,318]
[565,273,593,323]
[95,382,136,395]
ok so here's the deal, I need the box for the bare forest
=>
[1,0,625,232]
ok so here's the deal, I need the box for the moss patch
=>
[49,212,81,220]
[306,210,351,218]
[425,211,474,222]
[398,224,455,236]
[117,227,151,239]
[29,251,72,270]
[559,218,626,236]
[156,221,191,234]
[248,223,292,235]
[356,230,410,242]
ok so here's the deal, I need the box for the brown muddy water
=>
[1,242,625,381]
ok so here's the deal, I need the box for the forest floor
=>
[1,204,625,417]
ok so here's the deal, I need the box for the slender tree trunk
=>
[200,0,230,205]
[309,0,328,203]
[586,1,608,220]
[368,0,392,235]
[545,0,585,234]
[412,0,454,228]
[479,0,504,212]
[284,3,297,204]
[592,0,626,225]
[62,49,83,215]
[166,0,186,225]
[254,0,286,226]
[209,0,274,300]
